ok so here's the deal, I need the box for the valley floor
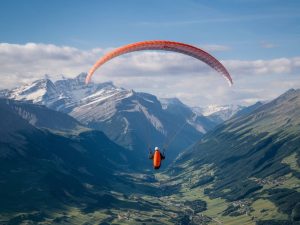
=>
[2,157,299,225]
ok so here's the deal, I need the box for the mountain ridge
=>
[1,73,225,160]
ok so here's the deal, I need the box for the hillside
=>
[0,99,164,224]
[162,89,300,224]
[0,99,87,134]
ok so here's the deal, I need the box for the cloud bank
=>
[0,43,300,106]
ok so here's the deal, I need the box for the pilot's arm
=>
[161,151,165,160]
[149,151,154,159]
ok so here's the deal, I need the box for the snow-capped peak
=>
[199,105,229,116]
[193,104,245,122]
[5,78,59,105]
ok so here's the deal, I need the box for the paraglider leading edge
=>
[85,40,233,86]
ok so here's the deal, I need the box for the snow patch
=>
[187,114,206,133]
[123,117,129,134]
[130,100,165,134]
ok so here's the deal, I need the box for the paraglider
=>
[85,40,233,86]
[86,40,233,170]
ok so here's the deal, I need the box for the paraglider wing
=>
[86,40,233,86]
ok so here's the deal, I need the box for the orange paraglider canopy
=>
[86,40,233,86]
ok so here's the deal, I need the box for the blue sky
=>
[0,0,300,106]
[1,0,299,59]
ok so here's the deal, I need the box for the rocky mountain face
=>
[1,73,219,160]
[168,89,300,224]
[0,98,87,133]
[0,98,135,171]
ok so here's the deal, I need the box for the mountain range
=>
[1,73,241,160]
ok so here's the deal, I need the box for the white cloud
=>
[0,42,300,106]
[0,43,103,87]
[224,58,300,76]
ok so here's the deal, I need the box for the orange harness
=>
[153,150,162,169]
